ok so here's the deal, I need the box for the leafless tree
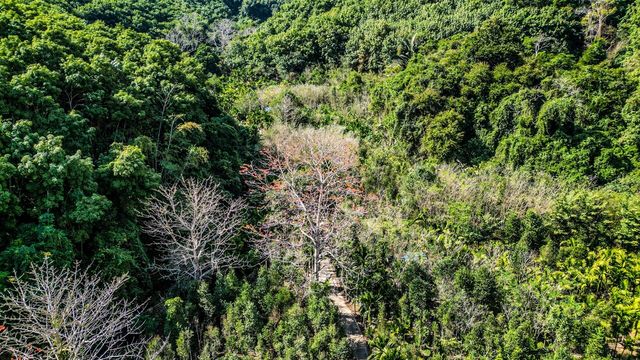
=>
[207,19,236,50]
[140,177,247,282]
[153,81,182,169]
[532,33,558,56]
[166,13,206,53]
[0,259,145,360]
[242,124,362,287]
[581,0,616,42]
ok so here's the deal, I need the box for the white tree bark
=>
[140,177,247,281]
[166,13,206,53]
[0,259,145,360]
[243,124,362,288]
[207,19,236,50]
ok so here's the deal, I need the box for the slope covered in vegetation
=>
[1,0,640,359]
[220,0,640,357]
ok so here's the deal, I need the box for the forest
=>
[1,0,640,358]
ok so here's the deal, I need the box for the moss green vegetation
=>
[2,0,640,358]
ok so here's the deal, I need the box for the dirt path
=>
[319,259,369,360]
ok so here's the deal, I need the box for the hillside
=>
[1,0,640,359]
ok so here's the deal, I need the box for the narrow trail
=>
[318,259,369,360]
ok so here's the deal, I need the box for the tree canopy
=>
[3,0,640,358]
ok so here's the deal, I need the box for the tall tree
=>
[0,259,145,359]
[582,0,617,42]
[243,124,362,286]
[140,177,247,281]
[166,13,207,53]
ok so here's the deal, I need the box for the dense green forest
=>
[2,0,640,358]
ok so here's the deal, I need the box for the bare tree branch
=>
[0,259,145,360]
[581,0,616,42]
[242,124,363,288]
[139,177,247,281]
[166,13,206,53]
[207,19,236,50]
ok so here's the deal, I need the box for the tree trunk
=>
[313,245,319,282]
